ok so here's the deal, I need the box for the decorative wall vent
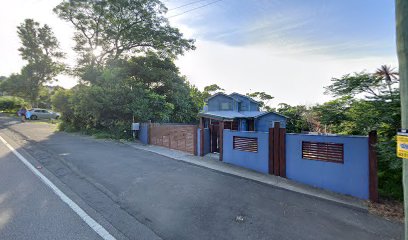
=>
[233,136,258,152]
[302,141,344,163]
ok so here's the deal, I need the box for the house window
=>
[233,136,258,152]
[220,102,231,110]
[302,141,344,163]
[240,103,248,111]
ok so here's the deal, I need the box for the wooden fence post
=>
[269,127,274,174]
[147,120,152,145]
[279,127,286,178]
[273,122,281,175]
[200,118,204,156]
[369,130,379,202]
[194,125,198,156]
[219,120,224,161]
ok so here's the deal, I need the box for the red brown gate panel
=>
[149,123,197,155]
[268,122,286,177]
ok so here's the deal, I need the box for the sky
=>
[0,0,398,106]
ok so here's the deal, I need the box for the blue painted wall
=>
[197,128,211,156]
[229,93,254,111]
[223,130,269,173]
[255,113,286,131]
[138,123,149,144]
[207,95,234,111]
[286,134,369,199]
[249,101,259,111]
[240,119,247,131]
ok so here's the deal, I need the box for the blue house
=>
[198,92,287,157]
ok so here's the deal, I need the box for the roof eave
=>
[198,112,234,121]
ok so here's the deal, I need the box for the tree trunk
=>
[396,0,408,238]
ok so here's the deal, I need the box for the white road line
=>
[0,135,116,240]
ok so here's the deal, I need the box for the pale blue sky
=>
[0,0,398,105]
[167,0,395,57]
[167,0,397,105]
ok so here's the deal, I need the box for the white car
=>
[28,108,60,120]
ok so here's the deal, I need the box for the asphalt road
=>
[0,130,102,239]
[0,115,403,240]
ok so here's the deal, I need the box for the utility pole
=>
[396,0,408,238]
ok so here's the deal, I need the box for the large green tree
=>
[325,67,402,200]
[276,103,310,133]
[246,91,274,111]
[15,19,65,105]
[54,0,195,80]
[324,71,399,100]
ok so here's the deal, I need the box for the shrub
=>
[0,96,29,113]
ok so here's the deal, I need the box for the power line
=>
[168,0,222,18]
[169,0,210,11]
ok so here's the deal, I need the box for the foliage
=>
[54,0,195,80]
[324,68,402,200]
[325,71,399,100]
[312,97,352,133]
[0,96,29,112]
[202,84,224,99]
[9,19,65,105]
[276,103,310,133]
[0,74,29,99]
[53,55,201,138]
[246,91,274,111]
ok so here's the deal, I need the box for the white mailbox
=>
[132,123,140,131]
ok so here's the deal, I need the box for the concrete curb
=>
[125,141,368,211]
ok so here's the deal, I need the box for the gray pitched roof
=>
[229,92,260,104]
[205,92,241,102]
[198,110,288,120]
[198,111,245,120]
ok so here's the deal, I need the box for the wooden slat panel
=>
[268,128,274,174]
[279,128,286,177]
[149,123,197,154]
[273,122,280,175]
[302,141,344,163]
[233,136,258,152]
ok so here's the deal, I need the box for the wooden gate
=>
[269,122,286,177]
[149,123,197,155]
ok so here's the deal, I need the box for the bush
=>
[0,96,29,113]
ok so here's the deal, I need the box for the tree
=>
[276,103,310,133]
[0,74,28,98]
[375,65,399,95]
[312,97,352,133]
[200,84,224,100]
[54,0,195,80]
[246,91,274,111]
[325,72,383,98]
[16,19,65,105]
[53,54,201,136]
[125,54,200,122]
[395,0,408,235]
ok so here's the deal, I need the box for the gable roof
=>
[198,110,288,120]
[229,92,260,104]
[205,92,241,102]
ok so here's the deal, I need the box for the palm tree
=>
[375,65,399,94]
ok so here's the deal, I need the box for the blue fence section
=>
[255,113,286,131]
[286,134,369,199]
[197,128,210,156]
[223,130,269,173]
[138,123,149,144]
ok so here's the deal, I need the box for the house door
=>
[210,124,220,153]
